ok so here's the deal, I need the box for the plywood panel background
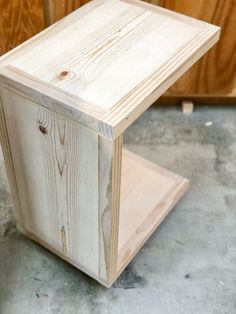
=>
[161,0,236,96]
[0,0,45,55]
[43,0,91,25]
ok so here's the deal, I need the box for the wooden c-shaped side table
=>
[0,0,220,287]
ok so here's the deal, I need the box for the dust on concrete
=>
[113,264,147,289]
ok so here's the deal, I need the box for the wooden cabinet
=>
[1,0,235,101]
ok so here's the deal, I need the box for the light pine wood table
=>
[0,0,220,287]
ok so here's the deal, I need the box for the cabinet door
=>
[160,0,236,96]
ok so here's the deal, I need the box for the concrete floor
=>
[0,105,236,314]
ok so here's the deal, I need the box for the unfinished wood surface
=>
[1,87,100,276]
[98,135,123,283]
[117,150,189,273]
[8,0,203,109]
[0,66,104,135]
[0,90,24,233]
[0,0,45,55]
[0,0,220,139]
[181,100,194,114]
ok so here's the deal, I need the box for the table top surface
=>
[0,0,220,139]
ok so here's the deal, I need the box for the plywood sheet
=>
[162,0,236,95]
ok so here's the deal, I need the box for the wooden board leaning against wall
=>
[0,0,235,103]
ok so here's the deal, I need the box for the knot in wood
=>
[58,70,69,80]
[39,125,47,134]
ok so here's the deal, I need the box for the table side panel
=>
[1,88,100,276]
[98,135,123,282]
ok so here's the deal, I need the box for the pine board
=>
[117,150,189,276]
[1,87,100,276]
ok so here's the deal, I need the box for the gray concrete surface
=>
[0,105,236,314]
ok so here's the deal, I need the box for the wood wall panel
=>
[43,0,91,25]
[0,0,45,55]
[44,0,162,25]
[161,0,236,95]
[143,0,162,4]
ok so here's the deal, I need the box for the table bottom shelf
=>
[115,149,189,281]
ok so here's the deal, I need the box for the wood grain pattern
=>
[0,0,45,55]
[98,135,123,282]
[161,0,236,95]
[144,0,162,4]
[44,0,162,25]
[1,87,100,276]
[117,150,189,273]
[0,66,104,134]
[1,0,230,98]
[0,88,24,233]
[44,0,90,25]
[0,76,125,285]
[9,0,217,109]
[43,0,234,98]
